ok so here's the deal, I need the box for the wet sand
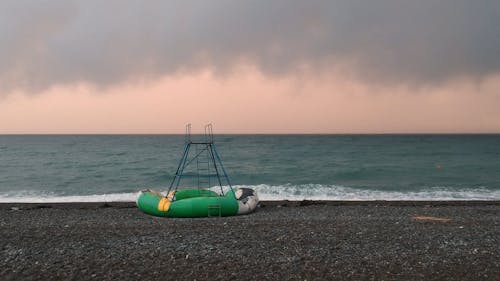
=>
[1,201,499,280]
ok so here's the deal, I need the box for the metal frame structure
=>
[166,124,234,197]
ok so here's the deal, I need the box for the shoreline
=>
[1,200,500,210]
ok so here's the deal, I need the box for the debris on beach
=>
[412,216,452,222]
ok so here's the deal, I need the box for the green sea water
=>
[0,135,499,202]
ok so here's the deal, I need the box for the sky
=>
[1,0,500,134]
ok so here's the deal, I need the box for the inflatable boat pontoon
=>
[137,188,258,217]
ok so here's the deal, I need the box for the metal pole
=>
[167,142,190,195]
[207,144,224,195]
[212,143,236,198]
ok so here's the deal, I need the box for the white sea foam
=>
[239,184,500,201]
[0,191,139,203]
[0,184,499,203]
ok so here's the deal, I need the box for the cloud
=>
[1,0,500,94]
[2,69,500,133]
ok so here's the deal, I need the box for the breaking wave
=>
[0,184,499,203]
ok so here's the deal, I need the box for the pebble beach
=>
[1,201,499,280]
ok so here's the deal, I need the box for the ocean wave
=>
[0,184,499,203]
[238,184,500,201]
[0,191,139,203]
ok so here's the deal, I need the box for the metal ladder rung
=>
[179,174,219,178]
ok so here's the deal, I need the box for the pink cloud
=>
[1,67,499,134]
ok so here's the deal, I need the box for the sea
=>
[0,134,499,202]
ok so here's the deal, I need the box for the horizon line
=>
[1,132,500,136]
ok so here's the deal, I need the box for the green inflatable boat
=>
[136,124,258,218]
[136,188,259,217]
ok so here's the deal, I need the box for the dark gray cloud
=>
[1,0,500,94]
